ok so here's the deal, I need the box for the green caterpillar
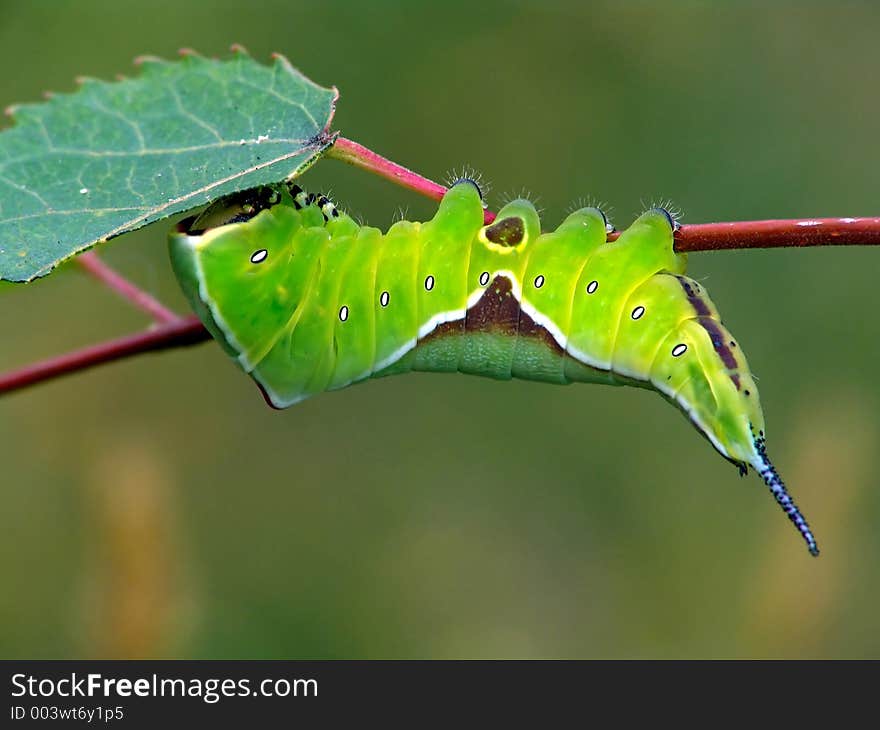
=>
[169,180,819,557]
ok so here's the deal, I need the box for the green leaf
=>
[0,49,338,282]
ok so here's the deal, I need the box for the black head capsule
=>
[185,185,282,234]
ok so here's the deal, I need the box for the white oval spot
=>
[250,249,268,264]
[479,271,490,286]
[79,187,89,195]
[424,275,435,291]
[380,291,390,307]
[339,305,349,322]
[672,343,688,357]
[631,305,645,320]
[586,280,599,294]
[534,274,545,289]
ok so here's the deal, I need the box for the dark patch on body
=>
[675,275,712,316]
[676,276,742,391]
[465,276,520,334]
[695,316,739,373]
[419,276,564,356]
[484,217,525,246]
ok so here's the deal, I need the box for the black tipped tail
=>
[754,443,820,557]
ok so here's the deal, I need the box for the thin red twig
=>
[671,217,880,252]
[77,251,180,324]
[0,315,209,396]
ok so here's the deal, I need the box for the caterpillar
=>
[169,179,820,557]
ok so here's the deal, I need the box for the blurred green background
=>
[1,0,879,659]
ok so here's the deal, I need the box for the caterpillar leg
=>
[288,184,340,220]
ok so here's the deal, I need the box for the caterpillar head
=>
[169,184,355,374]
[185,185,283,234]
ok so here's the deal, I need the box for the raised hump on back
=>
[479,198,541,250]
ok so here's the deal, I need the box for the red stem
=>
[672,217,880,251]
[77,251,180,324]
[0,315,209,395]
